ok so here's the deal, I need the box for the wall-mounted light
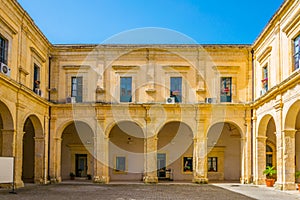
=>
[127,137,133,144]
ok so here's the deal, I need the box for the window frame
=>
[71,76,83,102]
[220,77,232,103]
[114,156,126,173]
[182,156,193,173]
[170,77,182,103]
[120,77,132,103]
[0,35,8,64]
[261,65,268,93]
[208,157,218,172]
[293,34,300,71]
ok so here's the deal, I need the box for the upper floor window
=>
[294,34,300,70]
[0,35,8,64]
[220,77,232,102]
[33,64,41,95]
[71,77,83,102]
[120,77,132,102]
[261,65,268,93]
[170,77,182,103]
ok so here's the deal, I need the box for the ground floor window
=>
[266,145,273,167]
[183,156,193,172]
[115,156,126,172]
[208,157,218,172]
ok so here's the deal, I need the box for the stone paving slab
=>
[0,182,255,200]
[214,183,300,200]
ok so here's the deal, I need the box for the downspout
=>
[251,48,254,182]
[47,55,52,182]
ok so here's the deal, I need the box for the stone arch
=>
[0,100,14,130]
[284,100,300,130]
[207,120,244,138]
[60,120,95,180]
[287,100,300,181]
[105,119,145,138]
[255,114,277,185]
[207,121,242,181]
[258,114,275,137]
[0,100,14,156]
[56,119,95,139]
[157,121,194,181]
[108,120,145,181]
[22,114,44,183]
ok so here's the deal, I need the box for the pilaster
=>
[143,135,158,183]
[93,132,110,184]
[280,129,296,190]
[34,136,45,184]
[193,118,208,184]
[254,136,267,185]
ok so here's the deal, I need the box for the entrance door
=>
[75,154,87,177]
[157,153,166,178]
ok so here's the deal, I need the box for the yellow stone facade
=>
[0,0,299,190]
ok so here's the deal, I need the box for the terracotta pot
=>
[265,179,275,187]
[298,184,300,191]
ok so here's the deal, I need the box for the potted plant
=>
[295,171,300,191]
[263,166,277,187]
[69,172,75,180]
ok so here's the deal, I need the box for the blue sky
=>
[17,0,284,44]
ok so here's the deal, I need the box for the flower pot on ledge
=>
[265,178,275,187]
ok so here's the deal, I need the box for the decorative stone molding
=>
[256,46,272,63]
[30,47,46,63]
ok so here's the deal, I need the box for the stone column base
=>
[93,176,110,184]
[275,182,296,190]
[240,177,252,184]
[143,176,158,184]
[253,178,265,185]
[193,177,208,184]
[14,180,24,188]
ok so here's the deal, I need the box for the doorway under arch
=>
[157,121,194,181]
[108,121,144,181]
[61,121,94,180]
[22,115,44,183]
[207,122,242,181]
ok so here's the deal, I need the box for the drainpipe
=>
[47,55,52,182]
[251,49,254,182]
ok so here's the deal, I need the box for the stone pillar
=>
[240,137,248,184]
[14,131,25,188]
[193,119,208,184]
[54,137,62,182]
[281,129,296,190]
[255,136,267,185]
[49,116,57,183]
[193,137,208,183]
[143,135,158,183]
[93,133,110,184]
[143,106,158,183]
[34,137,45,184]
[252,113,257,184]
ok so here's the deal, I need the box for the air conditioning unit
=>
[205,97,216,104]
[0,62,11,76]
[166,97,175,104]
[66,96,76,103]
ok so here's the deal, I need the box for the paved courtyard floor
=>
[1,181,300,200]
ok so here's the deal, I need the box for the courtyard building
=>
[0,0,299,191]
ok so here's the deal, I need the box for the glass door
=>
[157,153,166,178]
